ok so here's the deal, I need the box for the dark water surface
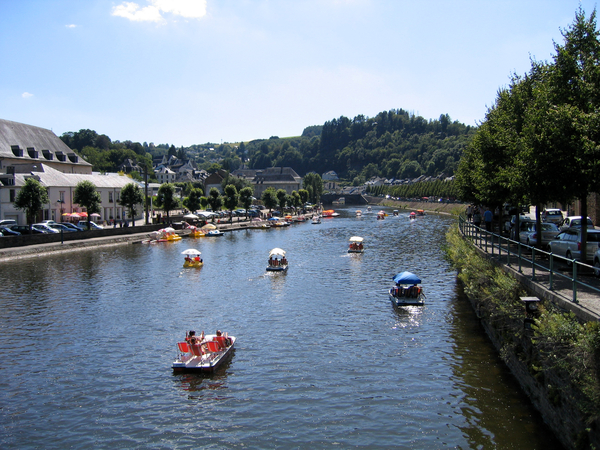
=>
[0,208,562,449]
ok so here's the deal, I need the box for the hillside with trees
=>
[60,108,474,189]
[244,109,474,185]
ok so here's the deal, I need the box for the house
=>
[322,170,339,191]
[155,166,176,184]
[0,163,142,224]
[0,118,92,175]
[118,158,143,174]
[204,169,228,195]
[252,167,302,198]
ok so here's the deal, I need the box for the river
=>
[0,207,562,449]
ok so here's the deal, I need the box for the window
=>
[9,189,15,202]
[109,192,113,203]
[59,191,65,203]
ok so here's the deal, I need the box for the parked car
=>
[8,225,47,234]
[0,226,20,236]
[559,216,594,231]
[548,228,600,264]
[541,208,563,225]
[519,222,560,248]
[0,219,17,227]
[33,223,60,234]
[48,223,78,233]
[593,248,600,277]
[77,220,104,230]
[59,222,84,231]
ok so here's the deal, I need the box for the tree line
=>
[455,8,600,259]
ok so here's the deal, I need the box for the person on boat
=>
[184,256,192,263]
[358,243,363,250]
[269,256,274,266]
[186,330,196,344]
[281,256,287,265]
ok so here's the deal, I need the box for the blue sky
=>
[0,0,597,146]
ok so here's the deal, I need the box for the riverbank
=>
[364,196,463,216]
[446,224,600,450]
[0,214,318,261]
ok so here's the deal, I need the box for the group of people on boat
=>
[185,329,232,349]
[184,255,203,263]
[268,256,287,266]
[349,242,364,251]
[391,284,422,298]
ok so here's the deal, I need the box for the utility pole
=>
[144,164,149,225]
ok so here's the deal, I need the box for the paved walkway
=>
[466,230,600,322]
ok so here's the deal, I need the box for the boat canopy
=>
[393,271,421,285]
[269,248,286,257]
[181,249,201,255]
[349,236,364,242]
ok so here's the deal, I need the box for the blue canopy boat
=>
[389,271,425,306]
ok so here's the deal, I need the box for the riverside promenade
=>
[460,223,600,322]
[0,214,316,262]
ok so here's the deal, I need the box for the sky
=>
[1,0,598,147]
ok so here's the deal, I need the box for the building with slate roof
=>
[0,119,92,174]
[252,167,302,197]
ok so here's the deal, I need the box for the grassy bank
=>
[445,224,600,449]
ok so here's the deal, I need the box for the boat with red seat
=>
[172,331,236,372]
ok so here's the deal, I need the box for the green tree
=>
[239,186,254,217]
[73,180,102,230]
[200,196,209,210]
[290,190,302,210]
[261,187,278,214]
[155,183,181,222]
[207,187,223,213]
[119,183,144,225]
[298,189,309,205]
[302,173,323,204]
[276,189,287,213]
[183,187,203,213]
[538,7,600,260]
[14,178,49,231]
[223,184,239,222]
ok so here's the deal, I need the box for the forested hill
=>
[59,108,475,184]
[244,108,475,184]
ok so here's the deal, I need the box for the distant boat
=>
[348,236,364,253]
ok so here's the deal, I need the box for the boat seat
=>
[206,341,221,352]
[214,336,228,349]
[177,342,190,353]
[190,343,203,356]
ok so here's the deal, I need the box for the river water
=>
[0,207,562,449]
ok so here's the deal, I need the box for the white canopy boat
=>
[267,248,288,272]
[172,331,236,373]
[348,236,364,253]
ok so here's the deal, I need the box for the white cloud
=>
[22,92,34,99]
[112,2,163,22]
[65,24,77,28]
[112,0,207,22]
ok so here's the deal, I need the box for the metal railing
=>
[458,215,600,303]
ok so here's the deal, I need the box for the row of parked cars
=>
[0,219,103,236]
[512,210,600,274]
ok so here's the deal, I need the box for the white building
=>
[0,163,142,224]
